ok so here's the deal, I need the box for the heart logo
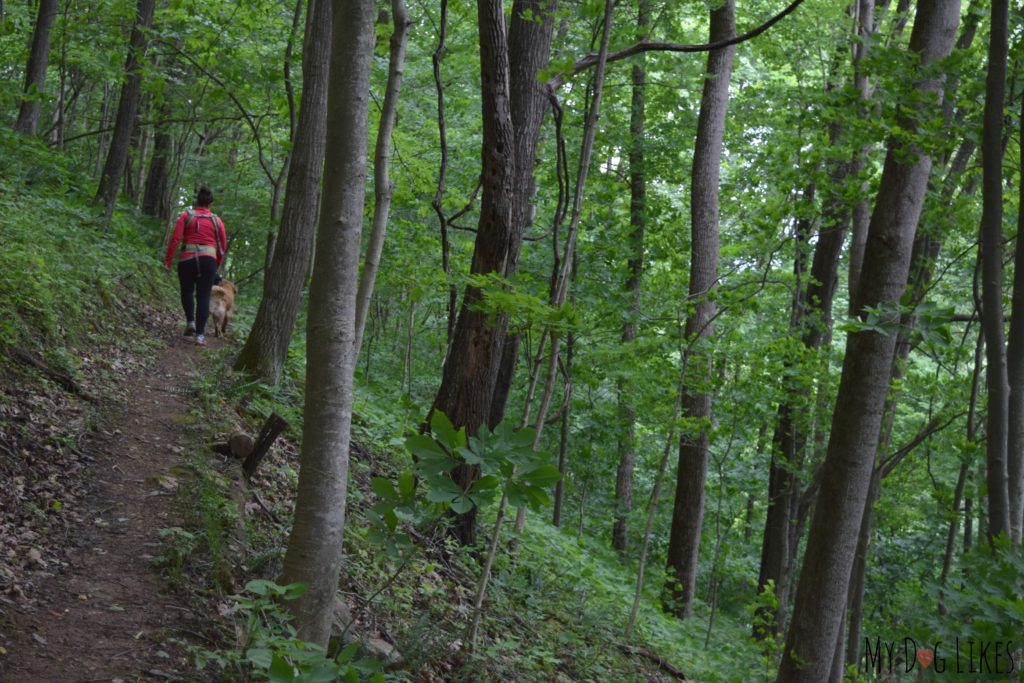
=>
[916,648,934,669]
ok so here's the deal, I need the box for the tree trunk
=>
[552,332,573,527]
[142,105,172,220]
[94,0,155,218]
[429,0,518,546]
[980,0,1011,542]
[612,0,649,554]
[14,0,58,136]
[279,0,374,647]
[778,2,960,678]
[353,0,410,357]
[664,0,734,619]
[235,0,331,384]
[1006,87,1024,544]
[843,470,879,670]
[486,0,558,428]
[757,2,874,632]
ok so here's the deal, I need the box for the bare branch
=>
[547,0,807,89]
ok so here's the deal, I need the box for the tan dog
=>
[209,280,236,337]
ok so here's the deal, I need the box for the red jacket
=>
[164,208,227,268]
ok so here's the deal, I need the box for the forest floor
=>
[0,313,223,683]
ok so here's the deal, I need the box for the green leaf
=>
[405,433,441,458]
[245,579,282,597]
[518,464,561,487]
[456,446,483,465]
[267,653,296,683]
[424,475,463,503]
[336,642,360,663]
[397,469,415,499]
[430,410,465,448]
[244,647,273,668]
[371,477,398,501]
[471,474,501,491]
[280,582,309,600]
[510,427,536,449]
[450,495,475,513]
[405,434,449,463]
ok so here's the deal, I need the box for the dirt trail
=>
[0,332,224,683]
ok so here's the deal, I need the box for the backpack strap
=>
[210,213,226,260]
[182,210,225,259]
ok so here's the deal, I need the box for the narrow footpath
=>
[0,331,224,683]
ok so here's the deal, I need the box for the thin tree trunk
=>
[235,0,331,384]
[142,104,172,220]
[778,2,960,677]
[980,0,1011,541]
[517,0,615,532]
[846,0,877,308]
[279,0,374,647]
[353,0,410,357]
[552,332,573,526]
[15,0,58,136]
[664,0,735,619]
[612,0,649,553]
[402,293,415,394]
[95,0,155,218]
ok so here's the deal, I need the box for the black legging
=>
[177,256,218,335]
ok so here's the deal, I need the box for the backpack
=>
[184,209,226,259]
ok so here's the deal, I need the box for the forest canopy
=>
[2,0,1023,680]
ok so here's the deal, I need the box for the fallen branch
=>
[618,644,688,680]
[243,412,289,479]
[5,347,97,402]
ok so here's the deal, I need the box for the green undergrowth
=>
[0,128,174,376]
[170,331,766,682]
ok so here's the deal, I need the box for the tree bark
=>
[757,1,876,635]
[279,0,374,647]
[94,0,155,217]
[235,0,331,384]
[552,332,573,526]
[612,0,649,554]
[664,0,735,619]
[980,0,1011,542]
[486,0,559,431]
[14,0,58,136]
[353,0,410,357]
[141,104,172,220]
[429,0,518,546]
[778,2,960,678]
[1006,87,1024,544]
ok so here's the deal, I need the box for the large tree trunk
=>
[757,1,876,636]
[1009,90,1024,545]
[663,0,734,619]
[14,0,58,136]
[279,0,374,648]
[980,0,1011,542]
[94,0,155,217]
[611,0,649,554]
[486,0,558,429]
[429,0,518,546]
[353,0,410,357]
[778,2,960,678]
[234,0,331,384]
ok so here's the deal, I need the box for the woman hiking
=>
[164,186,227,346]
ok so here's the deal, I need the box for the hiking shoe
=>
[195,334,207,347]
[183,322,196,336]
